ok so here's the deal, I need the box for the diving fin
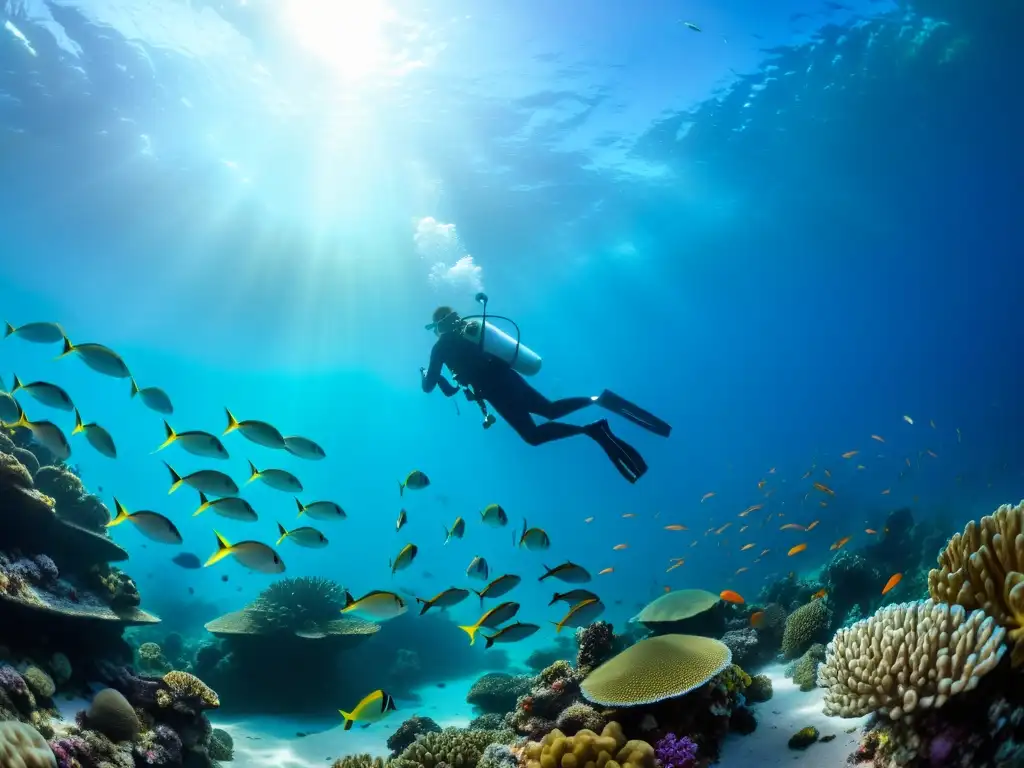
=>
[595,390,672,437]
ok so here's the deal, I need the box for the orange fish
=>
[806,520,820,531]
[842,450,858,459]
[598,567,614,575]
[666,562,684,573]
[757,479,767,490]
[882,573,902,595]
[881,489,890,495]
[903,415,913,425]
[813,482,835,496]
[750,611,765,628]
[715,523,732,535]
[812,588,827,600]
[865,528,878,535]
[780,523,805,531]
[735,567,749,575]
[701,492,716,502]
[801,470,812,479]
[927,450,938,458]
[830,536,851,551]
[788,543,807,556]
[622,513,637,518]
[871,434,885,443]
[664,524,688,531]
[739,504,763,517]
[584,517,594,523]
[663,586,671,593]
[613,543,628,551]
[819,501,828,508]
[760,549,771,556]
[720,590,744,604]
[741,543,756,551]
[824,469,832,478]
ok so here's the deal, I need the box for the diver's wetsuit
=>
[421,330,649,483]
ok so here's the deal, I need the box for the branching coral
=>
[781,599,830,659]
[157,671,220,712]
[817,600,1006,719]
[332,755,390,768]
[392,727,513,768]
[928,500,1024,666]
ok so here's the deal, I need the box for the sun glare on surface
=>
[281,0,394,79]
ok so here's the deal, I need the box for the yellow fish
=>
[204,531,284,573]
[338,690,396,731]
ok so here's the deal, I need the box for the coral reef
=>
[82,688,140,742]
[246,576,349,635]
[387,716,441,757]
[332,756,390,768]
[818,600,1006,719]
[209,727,234,761]
[746,674,772,703]
[575,621,618,675]
[526,638,574,673]
[137,642,172,675]
[33,465,110,533]
[719,628,762,668]
[470,714,506,731]
[22,665,55,700]
[391,727,513,768]
[0,721,57,768]
[467,672,532,715]
[780,599,830,659]
[555,702,606,735]
[522,722,655,768]
[787,644,825,692]
[653,733,698,768]
[478,743,517,768]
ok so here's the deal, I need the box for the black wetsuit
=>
[421,330,649,482]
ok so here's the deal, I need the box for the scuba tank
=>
[460,292,543,376]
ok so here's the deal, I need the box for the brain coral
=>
[0,721,56,768]
[817,600,1006,720]
[523,722,655,768]
[781,598,830,659]
[580,634,731,707]
[86,688,140,742]
[928,500,1024,666]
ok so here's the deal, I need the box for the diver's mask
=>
[425,311,461,337]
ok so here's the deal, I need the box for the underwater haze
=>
[1,0,1023,764]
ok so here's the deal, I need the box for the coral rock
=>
[388,716,442,757]
[0,721,56,768]
[467,673,532,715]
[788,726,819,750]
[158,670,220,712]
[746,674,773,703]
[22,665,55,699]
[85,688,141,742]
[523,723,654,768]
[209,727,234,761]
[554,703,606,735]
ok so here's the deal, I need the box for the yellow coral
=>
[720,664,751,693]
[160,671,220,709]
[928,500,1024,665]
[524,723,654,768]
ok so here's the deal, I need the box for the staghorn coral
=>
[392,727,513,768]
[789,644,826,692]
[467,672,532,715]
[387,716,441,756]
[781,598,830,659]
[928,500,1024,666]
[332,755,390,768]
[0,721,56,768]
[555,702,606,735]
[209,727,234,761]
[84,688,140,742]
[580,635,732,707]
[575,621,617,675]
[522,722,655,768]
[817,600,1006,719]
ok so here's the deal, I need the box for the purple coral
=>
[655,733,699,768]
[33,554,59,584]
[0,664,28,695]
[49,735,90,768]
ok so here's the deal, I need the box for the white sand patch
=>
[719,663,869,767]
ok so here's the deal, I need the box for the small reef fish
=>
[664,524,688,531]
[554,598,605,633]
[665,561,684,573]
[72,409,116,458]
[739,525,749,533]
[396,509,408,532]
[480,504,508,527]
[956,427,961,443]
[283,435,326,460]
[518,520,550,550]
[812,588,828,600]
[715,523,732,535]
[871,434,885,443]
[806,520,820,531]
[739,505,763,517]
[882,573,903,595]
[719,590,744,604]
[10,374,74,411]
[801,470,812,479]
[58,338,131,378]
[758,479,766,489]
[831,536,852,551]
[750,611,765,628]
[224,408,286,449]
[734,567,748,575]
[903,415,914,425]
[171,552,202,569]
[467,556,490,581]
[881,489,891,495]
[622,513,637,518]
[584,517,594,523]
[165,462,239,497]
[842,450,858,459]
[598,568,614,575]
[539,562,591,583]
[701,492,716,502]
[416,587,470,615]
[342,590,407,621]
[788,543,808,556]
[741,543,756,551]
[927,450,938,458]
[612,543,628,551]
[399,470,430,496]
[295,498,346,520]
[682,21,702,32]
[194,492,258,522]
[549,589,600,606]
[130,378,173,414]
[866,528,878,535]
[4,320,65,343]
[458,601,520,645]
[204,531,284,573]
[482,622,540,648]
[157,421,229,459]
[276,522,328,548]
[780,523,805,531]
[760,549,771,556]
[824,469,832,478]
[813,482,835,496]
[107,499,182,545]
[390,543,418,574]
[339,690,396,731]
[444,517,466,544]
[247,461,303,493]
[473,574,522,605]
[2,412,70,460]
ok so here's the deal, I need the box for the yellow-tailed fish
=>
[276,521,328,548]
[472,574,522,606]
[482,622,540,649]
[295,498,346,520]
[129,378,173,415]
[457,601,520,645]
[247,460,303,493]
[10,374,73,411]
[466,556,489,581]
[156,421,229,459]
[399,470,430,496]
[539,562,591,583]
[57,337,130,378]
[4,321,64,344]
[480,503,508,527]
[338,690,396,731]
[554,598,605,633]
[390,543,418,574]
[2,411,70,460]
[548,589,600,606]
[396,509,408,532]
[194,491,257,522]
[416,587,470,615]
[444,516,465,544]
[741,543,755,551]
[283,435,326,460]
[342,590,407,621]
[518,520,550,550]
[204,531,284,573]
[72,409,116,458]
[165,462,239,496]
[223,408,286,449]
[598,567,614,575]
[107,499,182,545]
[0,389,20,423]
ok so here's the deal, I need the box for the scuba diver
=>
[420,296,671,483]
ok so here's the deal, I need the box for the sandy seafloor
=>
[205,663,869,768]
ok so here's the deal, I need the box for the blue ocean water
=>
[1,0,1022,758]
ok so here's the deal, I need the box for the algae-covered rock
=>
[788,726,819,749]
